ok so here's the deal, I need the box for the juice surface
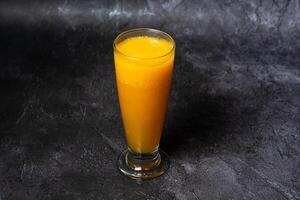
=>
[116,36,173,58]
[114,36,174,154]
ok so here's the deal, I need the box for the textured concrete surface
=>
[0,0,300,199]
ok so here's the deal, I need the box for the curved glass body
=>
[113,28,175,179]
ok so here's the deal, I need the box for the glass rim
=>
[113,28,175,60]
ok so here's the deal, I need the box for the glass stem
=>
[126,149,161,171]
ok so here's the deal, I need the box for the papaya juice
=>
[114,36,175,154]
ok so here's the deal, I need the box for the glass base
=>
[117,149,170,180]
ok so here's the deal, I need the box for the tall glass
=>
[113,28,175,179]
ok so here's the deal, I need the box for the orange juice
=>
[114,36,175,154]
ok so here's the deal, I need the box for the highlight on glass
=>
[113,28,175,179]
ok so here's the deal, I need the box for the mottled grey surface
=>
[0,0,300,199]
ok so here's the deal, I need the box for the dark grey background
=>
[0,0,300,199]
